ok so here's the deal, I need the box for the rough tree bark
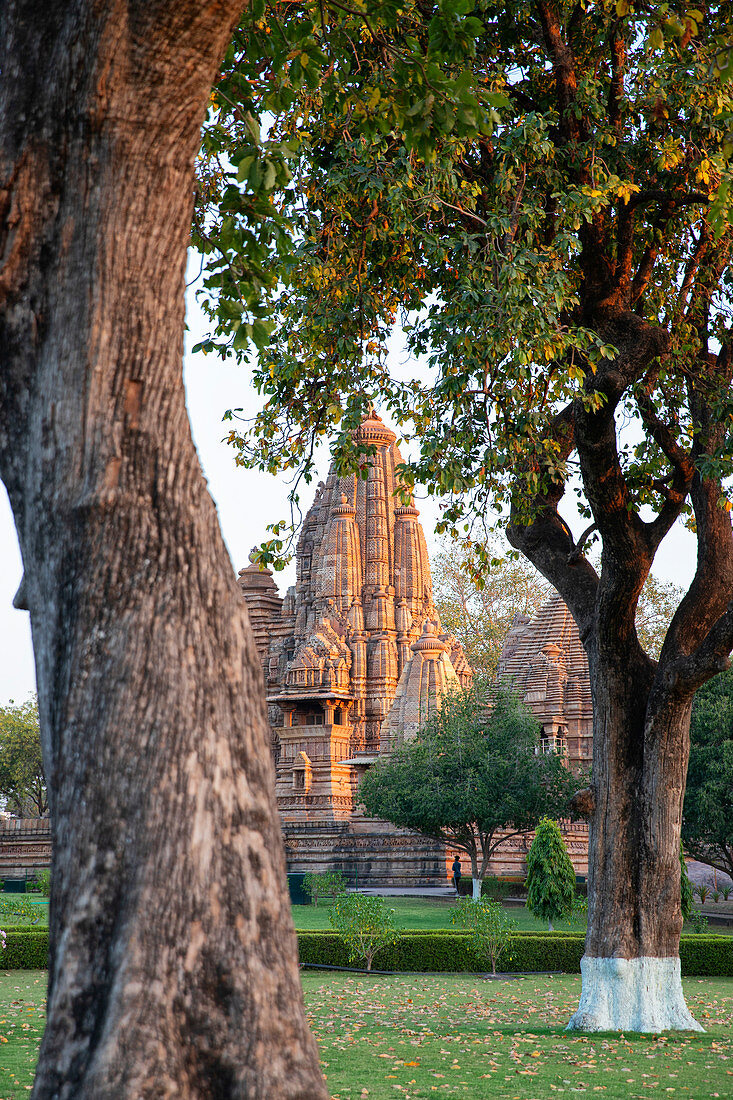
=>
[499,2,733,1033]
[509,315,733,1032]
[0,2,327,1095]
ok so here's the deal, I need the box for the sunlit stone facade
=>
[239,411,590,884]
[239,411,471,884]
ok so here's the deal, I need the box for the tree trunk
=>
[467,850,481,900]
[567,651,702,1033]
[0,2,327,1096]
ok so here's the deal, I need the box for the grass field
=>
[302,972,733,1099]
[0,971,730,1100]
[293,898,586,933]
[292,898,733,936]
[0,971,45,1099]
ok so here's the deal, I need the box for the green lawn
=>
[0,970,731,1099]
[0,971,46,1099]
[293,898,733,936]
[293,898,587,933]
[0,896,49,930]
[303,971,733,1099]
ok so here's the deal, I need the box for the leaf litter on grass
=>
[0,971,46,1100]
[301,973,733,1100]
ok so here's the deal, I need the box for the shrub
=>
[0,896,40,923]
[680,935,733,977]
[481,876,514,900]
[1,929,48,968]
[722,885,732,901]
[569,894,588,926]
[29,869,51,896]
[2,926,729,976]
[450,899,518,975]
[302,871,347,906]
[712,890,721,903]
[690,911,709,934]
[458,875,521,899]
[526,818,576,930]
[695,883,710,905]
[329,893,401,971]
[297,930,733,976]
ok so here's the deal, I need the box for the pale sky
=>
[0,259,698,705]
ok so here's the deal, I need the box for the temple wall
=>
[0,818,51,881]
[240,411,594,889]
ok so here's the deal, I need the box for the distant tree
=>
[210,1,733,1032]
[434,539,682,673]
[359,684,578,900]
[682,667,733,881]
[302,870,347,906]
[632,575,685,663]
[0,697,46,818]
[525,818,576,931]
[432,540,550,679]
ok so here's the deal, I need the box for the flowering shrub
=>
[0,897,39,924]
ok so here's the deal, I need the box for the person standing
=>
[452,855,462,896]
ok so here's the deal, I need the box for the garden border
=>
[2,928,732,975]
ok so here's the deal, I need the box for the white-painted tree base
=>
[566,955,705,1033]
[472,877,481,901]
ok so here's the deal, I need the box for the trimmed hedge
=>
[2,929,49,969]
[298,930,733,976]
[680,935,733,977]
[1,927,730,976]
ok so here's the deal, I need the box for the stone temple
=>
[239,409,591,884]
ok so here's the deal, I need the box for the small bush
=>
[1,929,49,968]
[690,911,709,934]
[569,894,588,926]
[695,883,710,905]
[0,896,40,923]
[722,885,731,901]
[29,869,51,896]
[450,899,517,975]
[712,890,721,903]
[458,875,522,899]
[329,894,401,971]
[302,870,348,906]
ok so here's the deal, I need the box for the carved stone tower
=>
[239,410,471,884]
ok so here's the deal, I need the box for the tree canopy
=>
[358,683,578,897]
[433,540,683,668]
[0,697,46,819]
[432,539,551,678]
[197,2,733,593]
[682,666,733,880]
[194,4,733,1025]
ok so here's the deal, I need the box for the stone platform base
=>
[282,818,590,887]
[0,818,51,881]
